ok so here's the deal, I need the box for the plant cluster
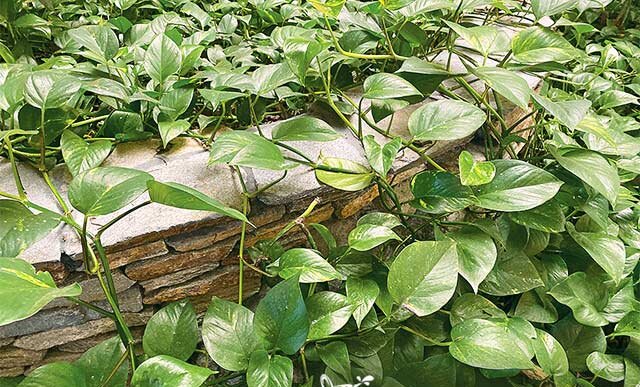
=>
[1,0,640,386]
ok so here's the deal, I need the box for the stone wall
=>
[0,51,540,375]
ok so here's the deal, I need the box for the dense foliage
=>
[1,0,640,386]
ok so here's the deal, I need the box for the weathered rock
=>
[125,239,236,281]
[0,308,84,339]
[33,261,70,284]
[83,286,144,320]
[44,271,135,310]
[27,350,83,373]
[0,367,24,377]
[0,347,46,367]
[139,262,220,291]
[166,204,285,252]
[106,240,169,268]
[13,310,153,351]
[0,338,14,347]
[335,185,379,219]
[143,266,261,305]
[57,327,144,353]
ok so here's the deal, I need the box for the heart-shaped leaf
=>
[143,300,199,361]
[61,130,111,177]
[408,100,486,141]
[458,150,495,186]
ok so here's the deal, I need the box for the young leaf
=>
[449,318,536,370]
[363,73,422,100]
[445,21,510,58]
[275,248,341,283]
[246,350,293,387]
[308,0,346,17]
[61,130,111,177]
[512,27,583,64]
[158,120,190,148]
[474,160,563,212]
[346,277,379,328]
[566,223,625,284]
[210,131,286,170]
[68,25,119,62]
[131,355,213,387]
[147,181,247,222]
[0,258,81,326]
[19,362,87,387]
[306,291,354,340]
[315,157,373,191]
[283,37,323,84]
[68,167,154,216]
[143,300,199,361]
[532,329,574,387]
[75,337,128,387]
[271,116,340,142]
[410,171,475,213]
[532,95,591,130]
[254,276,309,355]
[548,272,609,327]
[444,226,497,293]
[408,100,486,141]
[363,136,402,177]
[317,341,351,381]
[0,200,61,257]
[24,71,81,109]
[474,67,531,109]
[586,352,625,382]
[458,150,495,186]
[143,33,181,85]
[388,241,458,316]
[348,224,400,251]
[202,297,262,372]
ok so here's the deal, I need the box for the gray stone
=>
[139,262,221,291]
[0,308,84,339]
[45,271,135,309]
[14,309,153,351]
[83,286,144,320]
[57,327,144,353]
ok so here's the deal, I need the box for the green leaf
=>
[199,89,245,111]
[75,337,128,387]
[19,362,87,387]
[147,181,247,222]
[131,355,213,387]
[533,329,573,387]
[271,116,339,142]
[458,150,495,186]
[363,136,402,177]
[357,212,402,229]
[275,248,341,283]
[308,0,345,17]
[143,300,199,361]
[512,27,583,64]
[348,224,400,251]
[444,226,497,293]
[586,352,625,382]
[68,167,154,216]
[283,37,323,84]
[101,111,146,141]
[474,160,563,212]
[158,120,190,148]
[315,157,373,192]
[24,71,81,109]
[254,276,309,355]
[445,21,510,58]
[408,100,486,141]
[449,318,536,370]
[549,146,619,205]
[61,130,111,177]
[144,33,181,84]
[346,277,379,328]
[317,341,351,381]
[0,200,61,257]
[410,171,475,214]
[202,297,261,372]
[68,25,119,62]
[306,291,354,340]
[531,0,578,18]
[479,250,544,296]
[246,350,293,387]
[514,288,558,323]
[612,311,640,340]
[532,95,591,129]
[550,316,607,372]
[566,223,625,284]
[210,131,286,170]
[550,272,608,325]
[450,293,506,326]
[363,73,421,100]
[473,67,531,109]
[252,64,297,95]
[0,258,81,326]
[508,200,566,233]
[394,353,476,387]
[388,241,458,316]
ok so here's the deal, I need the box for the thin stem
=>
[238,194,249,304]
[4,137,26,200]
[42,171,70,215]
[39,107,46,171]
[67,297,115,319]
[400,325,452,347]
[100,347,130,387]
[96,201,152,239]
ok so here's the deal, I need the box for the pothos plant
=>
[0,0,639,386]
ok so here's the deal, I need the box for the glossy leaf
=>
[445,226,497,293]
[410,171,475,213]
[479,250,544,296]
[68,25,119,61]
[24,71,81,109]
[210,131,286,170]
[144,34,181,84]
[474,67,531,109]
[131,355,213,387]
[143,300,199,361]
[445,21,510,57]
[202,297,261,372]
[508,200,566,233]
[550,316,607,372]
[532,95,591,130]
[363,73,421,100]
[388,241,458,316]
[0,200,61,257]
[0,258,81,326]
[408,100,486,141]
[512,27,583,64]
[458,150,495,186]
[315,157,373,192]
[306,291,354,340]
[158,120,190,148]
[566,223,625,284]
[271,116,339,142]
[363,136,402,177]
[61,130,111,177]
[533,329,573,387]
[19,362,87,387]
[612,311,640,340]
[275,248,341,283]
[246,350,293,387]
[75,337,128,387]
[586,352,625,382]
[348,224,400,251]
[346,277,379,328]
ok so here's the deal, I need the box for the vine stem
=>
[238,193,249,305]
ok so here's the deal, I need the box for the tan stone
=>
[143,266,261,305]
[14,310,153,351]
[0,347,46,367]
[107,240,169,268]
[58,327,144,353]
[27,350,83,373]
[166,205,286,252]
[0,366,24,377]
[125,239,236,281]
[33,261,69,284]
[335,185,379,219]
[44,271,135,310]
[139,262,220,291]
